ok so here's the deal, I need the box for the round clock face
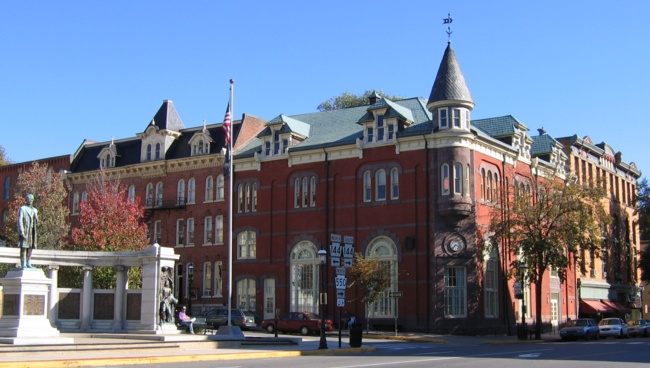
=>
[449,239,462,252]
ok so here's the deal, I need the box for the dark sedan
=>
[559,318,599,341]
[261,312,334,336]
[200,308,257,330]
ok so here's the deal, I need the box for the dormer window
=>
[364,115,397,144]
[155,143,161,160]
[257,114,309,159]
[189,130,214,156]
[439,108,448,128]
[146,144,152,161]
[98,144,118,169]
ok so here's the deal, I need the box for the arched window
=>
[216,175,225,201]
[441,164,450,195]
[252,183,258,212]
[155,182,163,207]
[73,192,80,213]
[365,237,398,318]
[146,144,152,161]
[484,248,499,318]
[310,176,317,207]
[453,163,463,194]
[390,168,399,199]
[375,169,386,201]
[465,165,470,196]
[198,141,204,155]
[177,179,185,205]
[245,183,251,212]
[205,176,214,202]
[128,185,135,204]
[155,143,161,160]
[237,184,243,213]
[187,178,196,204]
[487,172,493,202]
[145,183,154,207]
[294,178,301,208]
[302,177,308,207]
[481,168,486,200]
[492,173,499,203]
[3,177,10,200]
[363,171,372,202]
[237,278,256,310]
[290,241,320,314]
[237,230,256,259]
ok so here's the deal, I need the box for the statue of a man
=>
[17,193,38,268]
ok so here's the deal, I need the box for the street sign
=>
[343,258,353,268]
[343,243,354,259]
[389,291,403,297]
[331,234,341,243]
[336,290,345,298]
[335,275,347,290]
[344,235,354,244]
[337,298,345,307]
[331,257,341,267]
[335,267,346,275]
[330,242,342,258]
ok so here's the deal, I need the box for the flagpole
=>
[227,79,234,327]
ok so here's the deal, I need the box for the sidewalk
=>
[0,330,562,368]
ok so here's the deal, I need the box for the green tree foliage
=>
[348,252,391,332]
[489,174,607,339]
[0,145,9,165]
[67,173,148,288]
[3,161,69,250]
[637,178,650,282]
[317,90,403,111]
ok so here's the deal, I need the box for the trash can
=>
[349,323,362,348]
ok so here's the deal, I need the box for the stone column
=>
[80,266,93,331]
[47,265,60,328]
[113,265,128,331]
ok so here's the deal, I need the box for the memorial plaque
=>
[126,293,142,321]
[2,294,19,316]
[58,292,80,319]
[23,295,45,315]
[93,293,115,320]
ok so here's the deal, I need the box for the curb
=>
[0,346,376,368]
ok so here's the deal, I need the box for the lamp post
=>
[318,248,328,350]
[519,263,527,340]
[188,263,194,314]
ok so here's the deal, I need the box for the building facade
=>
[1,41,642,334]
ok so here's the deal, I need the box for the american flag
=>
[222,102,232,147]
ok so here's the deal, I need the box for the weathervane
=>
[443,13,453,43]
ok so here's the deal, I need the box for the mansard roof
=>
[259,114,311,139]
[471,115,528,138]
[530,133,561,157]
[145,100,185,132]
[237,97,432,156]
[427,43,474,109]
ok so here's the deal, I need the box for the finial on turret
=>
[443,13,453,43]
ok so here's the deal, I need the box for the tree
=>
[0,145,9,165]
[489,173,607,339]
[348,252,391,333]
[68,173,149,288]
[3,161,69,250]
[317,90,403,111]
[637,178,650,282]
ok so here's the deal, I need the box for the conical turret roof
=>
[427,43,474,110]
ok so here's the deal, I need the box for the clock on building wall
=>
[446,237,464,254]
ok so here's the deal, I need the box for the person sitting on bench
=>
[178,306,195,334]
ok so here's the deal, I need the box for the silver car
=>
[598,318,629,338]
[627,319,650,337]
[559,318,599,341]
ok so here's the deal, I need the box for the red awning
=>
[602,300,632,314]
[580,299,614,314]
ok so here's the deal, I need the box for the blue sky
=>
[1,1,648,179]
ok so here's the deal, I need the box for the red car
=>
[262,312,333,336]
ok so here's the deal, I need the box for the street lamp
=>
[318,248,328,350]
[519,263,527,340]
[188,263,194,314]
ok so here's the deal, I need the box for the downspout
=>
[325,149,330,321]
[424,135,431,333]
[501,157,511,334]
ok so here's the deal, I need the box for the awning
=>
[602,300,632,314]
[580,299,614,314]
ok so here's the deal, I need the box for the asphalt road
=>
[103,336,650,368]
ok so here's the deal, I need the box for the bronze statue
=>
[159,267,178,324]
[17,193,38,268]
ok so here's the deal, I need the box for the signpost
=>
[390,291,403,336]
[331,234,353,348]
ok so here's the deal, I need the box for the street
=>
[104,335,650,368]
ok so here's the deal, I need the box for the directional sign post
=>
[389,291,402,336]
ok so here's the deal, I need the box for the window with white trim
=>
[365,237,398,318]
[301,178,308,207]
[203,262,212,297]
[215,215,224,244]
[145,183,153,207]
[177,180,185,205]
[187,178,196,204]
[453,108,461,128]
[390,168,399,199]
[484,255,498,318]
[245,183,251,212]
[205,176,214,202]
[146,144,152,161]
[215,261,223,297]
[155,143,161,160]
[128,185,135,204]
[73,192,80,214]
[441,164,450,195]
[444,267,467,317]
[155,182,163,207]
[453,163,462,194]
[204,216,213,244]
[252,183,258,212]
[363,171,372,202]
[237,230,256,259]
[375,169,386,201]
[438,108,448,128]
[237,184,243,213]
[186,218,194,246]
[290,241,320,314]
[153,220,162,244]
[293,175,316,208]
[3,177,10,200]
[176,219,184,246]
[310,177,316,206]
[237,278,256,310]
[216,175,225,201]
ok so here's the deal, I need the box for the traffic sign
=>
[335,267,346,275]
[337,298,345,307]
[389,291,403,297]
[343,243,354,258]
[336,290,345,298]
[330,242,342,258]
[343,258,353,268]
[331,257,341,267]
[331,234,341,243]
[344,236,354,244]
[335,275,347,290]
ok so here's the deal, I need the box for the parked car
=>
[598,318,629,338]
[559,318,600,341]
[627,319,650,337]
[200,308,257,330]
[261,312,334,336]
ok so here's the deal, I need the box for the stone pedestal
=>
[0,268,73,345]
